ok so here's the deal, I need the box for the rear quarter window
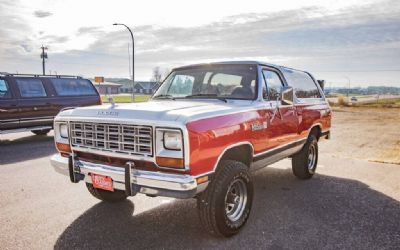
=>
[282,69,322,99]
[50,78,97,96]
[16,79,47,98]
[0,79,11,99]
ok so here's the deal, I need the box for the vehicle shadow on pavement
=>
[0,135,56,165]
[54,167,400,250]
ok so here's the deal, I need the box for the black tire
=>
[86,183,127,202]
[292,134,318,179]
[197,160,253,237]
[31,129,51,135]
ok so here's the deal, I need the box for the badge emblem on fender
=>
[251,122,268,131]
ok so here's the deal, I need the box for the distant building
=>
[120,82,159,95]
[94,82,122,95]
[133,81,159,94]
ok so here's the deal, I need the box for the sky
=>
[0,0,400,87]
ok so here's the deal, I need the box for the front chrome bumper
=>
[50,154,208,199]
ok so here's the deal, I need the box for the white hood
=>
[57,99,257,125]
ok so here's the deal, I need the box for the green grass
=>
[359,98,400,108]
[101,95,151,103]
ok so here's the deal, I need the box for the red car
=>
[50,61,331,237]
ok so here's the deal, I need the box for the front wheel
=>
[197,160,253,237]
[86,183,127,202]
[292,135,318,179]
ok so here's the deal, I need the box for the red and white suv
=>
[51,61,331,237]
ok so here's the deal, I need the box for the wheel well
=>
[310,125,321,141]
[218,144,253,168]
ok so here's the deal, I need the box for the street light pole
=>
[344,76,351,97]
[113,23,135,102]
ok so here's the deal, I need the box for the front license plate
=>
[91,173,114,191]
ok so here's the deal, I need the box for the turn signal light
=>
[56,143,71,153]
[196,176,209,184]
[156,157,184,169]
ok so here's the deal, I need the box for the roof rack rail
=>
[0,72,83,79]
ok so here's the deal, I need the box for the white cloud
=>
[0,0,399,86]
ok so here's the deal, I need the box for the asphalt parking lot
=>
[0,131,399,250]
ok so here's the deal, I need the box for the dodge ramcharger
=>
[50,61,331,237]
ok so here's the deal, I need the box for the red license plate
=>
[91,173,114,191]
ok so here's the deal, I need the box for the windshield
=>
[153,64,257,100]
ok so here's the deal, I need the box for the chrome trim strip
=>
[253,137,307,158]
[72,146,152,161]
[251,143,303,171]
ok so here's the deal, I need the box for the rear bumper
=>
[50,154,208,199]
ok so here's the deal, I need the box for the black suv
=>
[0,73,101,135]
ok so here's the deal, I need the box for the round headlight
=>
[60,124,69,138]
[163,131,182,150]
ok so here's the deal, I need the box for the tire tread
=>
[197,160,252,237]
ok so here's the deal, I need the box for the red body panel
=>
[187,102,331,176]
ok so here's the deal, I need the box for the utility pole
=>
[40,45,48,75]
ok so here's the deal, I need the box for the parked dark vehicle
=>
[0,73,101,135]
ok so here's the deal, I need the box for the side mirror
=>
[281,86,294,105]
[317,80,325,90]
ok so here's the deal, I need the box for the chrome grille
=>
[70,122,153,156]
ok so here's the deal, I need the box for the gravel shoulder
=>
[321,107,400,164]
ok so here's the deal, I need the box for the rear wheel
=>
[292,135,318,179]
[197,160,253,237]
[86,183,127,202]
[31,129,51,135]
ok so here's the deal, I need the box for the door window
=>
[16,79,47,98]
[282,68,322,99]
[0,79,11,99]
[262,70,283,101]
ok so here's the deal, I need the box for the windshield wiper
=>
[184,94,227,103]
[153,94,175,100]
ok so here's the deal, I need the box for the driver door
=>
[253,69,298,163]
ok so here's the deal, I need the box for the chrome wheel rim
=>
[308,144,317,171]
[225,178,247,222]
